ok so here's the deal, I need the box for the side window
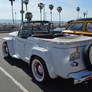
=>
[18,29,31,38]
[87,23,92,32]
[67,23,83,31]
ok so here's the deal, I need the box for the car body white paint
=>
[2,31,92,84]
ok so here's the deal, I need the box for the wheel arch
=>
[29,52,58,79]
[2,37,15,56]
[84,44,92,70]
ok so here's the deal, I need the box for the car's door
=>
[14,29,29,59]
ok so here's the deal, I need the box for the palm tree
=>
[38,3,44,21]
[25,12,33,22]
[57,6,62,27]
[76,7,80,19]
[9,0,15,24]
[49,4,54,22]
[23,0,29,11]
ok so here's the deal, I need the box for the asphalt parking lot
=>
[0,33,92,92]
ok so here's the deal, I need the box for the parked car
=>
[2,21,92,84]
[64,18,92,35]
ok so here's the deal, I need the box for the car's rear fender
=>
[30,47,58,79]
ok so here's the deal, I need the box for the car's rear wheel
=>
[84,44,92,70]
[2,42,10,58]
[31,56,49,83]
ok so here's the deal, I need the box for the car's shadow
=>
[4,57,92,92]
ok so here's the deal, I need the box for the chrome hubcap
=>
[33,60,44,81]
[3,44,8,54]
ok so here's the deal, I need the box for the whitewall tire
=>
[31,57,49,83]
[2,42,10,58]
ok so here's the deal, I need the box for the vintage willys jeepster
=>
[2,21,92,84]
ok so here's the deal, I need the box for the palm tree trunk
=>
[43,6,45,21]
[77,11,79,19]
[21,0,24,24]
[11,5,14,24]
[40,9,42,21]
[50,11,52,22]
[15,12,16,23]
[26,5,28,12]
[59,13,61,27]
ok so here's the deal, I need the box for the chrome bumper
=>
[69,70,92,84]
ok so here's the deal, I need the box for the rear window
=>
[87,23,92,32]
[67,23,83,31]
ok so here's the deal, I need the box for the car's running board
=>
[68,70,92,84]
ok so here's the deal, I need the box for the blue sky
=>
[0,0,92,21]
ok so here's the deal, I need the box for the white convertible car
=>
[2,21,92,84]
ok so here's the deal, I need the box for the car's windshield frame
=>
[18,21,54,38]
[66,22,84,31]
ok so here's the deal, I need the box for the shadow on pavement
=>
[4,57,92,92]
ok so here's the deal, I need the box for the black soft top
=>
[23,21,51,24]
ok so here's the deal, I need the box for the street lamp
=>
[9,0,15,24]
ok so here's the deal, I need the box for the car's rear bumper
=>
[68,70,92,84]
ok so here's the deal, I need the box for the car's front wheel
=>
[31,56,49,83]
[2,42,10,58]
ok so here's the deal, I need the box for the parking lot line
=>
[0,66,29,92]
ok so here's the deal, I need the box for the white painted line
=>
[0,66,29,92]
